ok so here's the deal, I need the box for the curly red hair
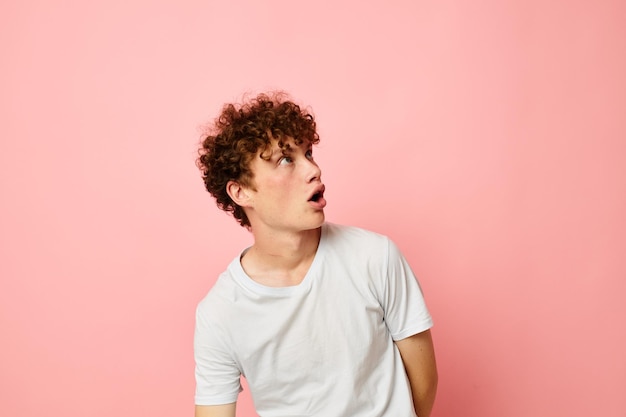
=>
[197,92,320,227]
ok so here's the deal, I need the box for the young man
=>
[194,93,437,417]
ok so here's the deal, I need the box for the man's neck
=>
[241,226,322,287]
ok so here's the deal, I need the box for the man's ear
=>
[226,180,253,207]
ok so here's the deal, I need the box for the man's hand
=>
[195,403,236,417]
[395,329,438,417]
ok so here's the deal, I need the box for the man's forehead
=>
[268,137,312,152]
[257,137,312,161]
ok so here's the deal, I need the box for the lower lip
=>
[309,196,327,210]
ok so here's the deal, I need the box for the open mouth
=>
[309,191,323,202]
[308,186,325,203]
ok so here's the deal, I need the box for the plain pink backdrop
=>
[1,1,625,416]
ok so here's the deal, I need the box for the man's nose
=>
[306,158,322,182]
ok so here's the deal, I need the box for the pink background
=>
[1,1,625,416]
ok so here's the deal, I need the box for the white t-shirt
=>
[194,223,433,416]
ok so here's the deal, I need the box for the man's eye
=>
[278,156,293,165]
[305,150,314,159]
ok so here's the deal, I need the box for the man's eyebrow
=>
[263,145,291,161]
[276,144,294,156]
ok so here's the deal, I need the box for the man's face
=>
[242,137,326,233]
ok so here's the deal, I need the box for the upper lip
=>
[308,184,325,201]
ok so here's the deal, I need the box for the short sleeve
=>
[380,238,433,341]
[194,302,242,405]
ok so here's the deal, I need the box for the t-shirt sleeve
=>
[194,302,242,405]
[380,238,433,341]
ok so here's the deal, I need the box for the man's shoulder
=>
[322,223,392,262]
[196,261,239,311]
[324,222,389,245]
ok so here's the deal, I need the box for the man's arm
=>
[395,329,438,417]
[195,403,236,417]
